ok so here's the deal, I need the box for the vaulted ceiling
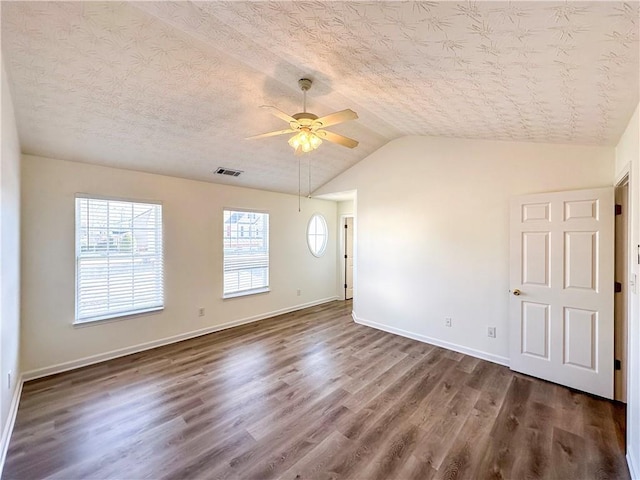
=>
[2,2,638,195]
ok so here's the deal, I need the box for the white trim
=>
[223,287,270,299]
[615,163,631,188]
[352,312,510,367]
[73,306,164,326]
[223,206,269,215]
[628,452,639,480]
[23,297,338,381]
[0,374,23,478]
[75,192,162,205]
[614,177,631,403]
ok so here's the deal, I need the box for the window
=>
[75,196,163,323]
[223,209,269,297]
[307,214,328,257]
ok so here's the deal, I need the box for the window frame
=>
[222,207,270,299]
[74,193,164,325]
[307,213,329,258]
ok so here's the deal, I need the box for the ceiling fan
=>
[247,78,359,155]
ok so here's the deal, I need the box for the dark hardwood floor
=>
[4,301,629,479]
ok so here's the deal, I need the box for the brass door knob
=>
[512,289,521,296]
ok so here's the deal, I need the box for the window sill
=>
[74,307,164,327]
[223,288,270,300]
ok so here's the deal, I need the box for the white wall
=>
[615,105,640,479]
[0,63,21,448]
[337,199,354,217]
[616,107,639,177]
[316,135,614,364]
[21,155,337,374]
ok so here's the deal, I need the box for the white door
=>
[509,187,614,399]
[345,217,354,300]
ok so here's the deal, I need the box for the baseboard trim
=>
[23,297,338,382]
[352,312,510,367]
[0,375,23,478]
[628,452,639,480]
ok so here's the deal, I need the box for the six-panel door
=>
[509,188,614,399]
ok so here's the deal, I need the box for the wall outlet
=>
[488,327,496,338]
[7,372,11,389]
[445,317,452,327]
[296,289,301,296]
[198,308,205,317]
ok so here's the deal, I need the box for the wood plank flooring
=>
[4,301,629,479]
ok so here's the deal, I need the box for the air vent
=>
[214,167,243,177]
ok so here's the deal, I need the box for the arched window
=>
[307,214,328,257]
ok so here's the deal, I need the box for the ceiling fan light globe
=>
[288,134,302,149]
[310,134,322,149]
[287,128,322,153]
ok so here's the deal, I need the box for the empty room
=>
[1,1,639,479]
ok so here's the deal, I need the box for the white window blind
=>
[75,196,163,323]
[223,209,269,297]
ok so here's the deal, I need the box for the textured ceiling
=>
[2,1,639,195]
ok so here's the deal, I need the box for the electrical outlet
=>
[488,327,496,338]
[198,308,205,317]
[7,372,11,389]
[445,317,452,327]
[296,289,301,296]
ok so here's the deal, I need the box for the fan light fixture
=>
[288,128,322,153]
[247,78,359,155]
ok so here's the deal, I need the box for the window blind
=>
[223,209,269,296]
[75,196,163,323]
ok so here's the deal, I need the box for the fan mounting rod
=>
[299,78,312,112]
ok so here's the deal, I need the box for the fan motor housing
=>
[292,112,318,121]
[292,112,320,128]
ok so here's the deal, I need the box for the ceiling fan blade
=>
[246,128,296,140]
[316,130,359,149]
[260,105,297,124]
[313,109,358,128]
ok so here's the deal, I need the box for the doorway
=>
[615,177,629,403]
[343,216,354,300]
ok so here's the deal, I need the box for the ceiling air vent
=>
[214,167,243,177]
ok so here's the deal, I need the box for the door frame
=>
[615,171,630,403]
[339,214,354,301]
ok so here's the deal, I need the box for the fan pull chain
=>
[308,157,311,198]
[298,156,301,212]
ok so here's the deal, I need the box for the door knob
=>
[512,289,521,296]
